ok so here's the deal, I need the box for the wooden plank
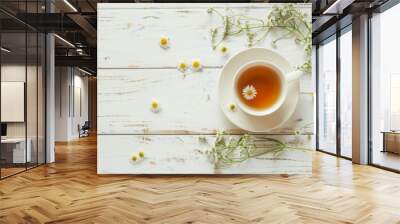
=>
[97,3,313,174]
[97,3,311,68]
[97,68,314,135]
[98,3,311,9]
[97,134,313,174]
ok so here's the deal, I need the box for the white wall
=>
[1,65,27,143]
[55,67,89,141]
[1,65,26,129]
[1,63,46,164]
[71,73,89,138]
[55,66,69,141]
[1,65,36,138]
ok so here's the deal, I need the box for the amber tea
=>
[236,65,282,111]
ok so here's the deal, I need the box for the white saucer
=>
[218,48,300,132]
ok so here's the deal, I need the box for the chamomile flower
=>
[177,60,188,72]
[242,85,257,100]
[220,45,229,56]
[139,151,145,158]
[191,59,202,72]
[159,35,170,49]
[131,154,138,162]
[150,99,160,113]
[228,103,236,112]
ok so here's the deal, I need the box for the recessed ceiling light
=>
[78,67,93,76]
[1,47,11,53]
[323,0,354,15]
[54,34,75,48]
[63,0,78,12]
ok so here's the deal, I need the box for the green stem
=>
[285,146,313,152]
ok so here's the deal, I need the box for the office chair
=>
[79,121,90,138]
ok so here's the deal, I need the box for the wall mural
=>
[97,3,314,174]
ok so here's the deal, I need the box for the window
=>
[370,3,400,171]
[340,28,352,158]
[317,37,337,154]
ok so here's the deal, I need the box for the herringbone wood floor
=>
[1,135,400,224]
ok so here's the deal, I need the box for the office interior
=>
[315,2,400,172]
[0,0,399,178]
[0,0,400,186]
[0,0,96,179]
[1,0,400,223]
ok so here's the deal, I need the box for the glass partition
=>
[0,1,46,179]
[1,30,28,177]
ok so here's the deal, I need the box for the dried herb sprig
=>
[206,130,312,169]
[207,4,312,74]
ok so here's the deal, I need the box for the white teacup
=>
[233,60,302,117]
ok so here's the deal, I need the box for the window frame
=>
[315,24,353,161]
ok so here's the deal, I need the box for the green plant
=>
[207,4,312,73]
[206,130,311,169]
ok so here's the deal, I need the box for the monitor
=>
[1,123,7,137]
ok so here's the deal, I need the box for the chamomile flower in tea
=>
[237,65,282,110]
[242,85,257,101]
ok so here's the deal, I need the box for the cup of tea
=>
[233,60,302,117]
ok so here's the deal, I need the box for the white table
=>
[97,3,314,174]
[1,138,31,163]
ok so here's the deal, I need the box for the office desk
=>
[382,131,400,154]
[1,138,31,163]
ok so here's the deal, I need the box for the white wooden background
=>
[97,3,314,174]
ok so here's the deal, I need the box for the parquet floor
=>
[1,135,400,224]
